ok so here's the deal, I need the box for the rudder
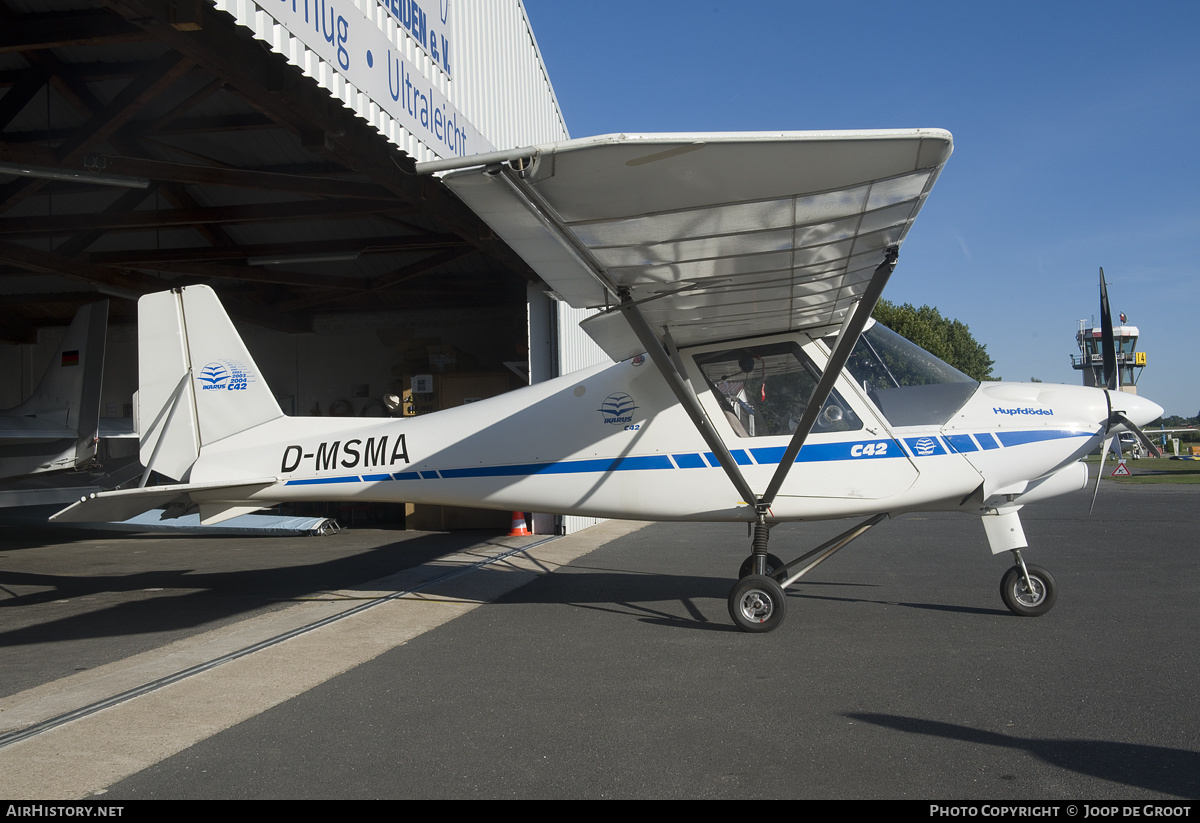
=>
[138,286,283,481]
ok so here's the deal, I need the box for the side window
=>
[693,341,862,437]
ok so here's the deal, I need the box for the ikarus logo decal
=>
[197,360,254,392]
[904,436,947,457]
[598,392,638,425]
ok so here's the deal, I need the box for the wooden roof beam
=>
[54,51,193,163]
[0,238,163,298]
[89,234,468,266]
[276,248,477,312]
[0,197,414,236]
[0,62,49,130]
[93,155,399,199]
[0,8,151,53]
[130,259,372,291]
[101,0,532,274]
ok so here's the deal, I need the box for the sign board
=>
[216,0,493,160]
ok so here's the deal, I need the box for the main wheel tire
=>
[738,553,786,582]
[1000,564,1058,617]
[728,574,787,633]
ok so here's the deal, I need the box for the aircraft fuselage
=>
[184,329,1148,525]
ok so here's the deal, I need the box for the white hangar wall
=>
[212,0,570,158]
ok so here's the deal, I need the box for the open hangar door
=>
[0,0,576,530]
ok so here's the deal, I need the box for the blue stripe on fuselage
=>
[281,430,1091,486]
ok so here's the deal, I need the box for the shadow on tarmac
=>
[848,712,1200,798]
[0,527,499,648]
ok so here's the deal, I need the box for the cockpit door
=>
[686,333,919,500]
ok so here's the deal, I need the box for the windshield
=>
[833,322,979,427]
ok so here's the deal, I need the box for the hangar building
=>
[0,0,605,533]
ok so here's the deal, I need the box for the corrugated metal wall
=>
[451,2,569,147]
[555,304,607,376]
[213,0,568,158]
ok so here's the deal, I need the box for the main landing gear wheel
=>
[728,574,787,633]
[1000,564,1058,617]
[738,553,785,582]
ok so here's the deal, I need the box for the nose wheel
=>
[1000,561,1057,617]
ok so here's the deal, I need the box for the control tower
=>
[1071,314,1146,394]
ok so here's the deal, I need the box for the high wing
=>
[425,130,953,359]
[53,131,954,530]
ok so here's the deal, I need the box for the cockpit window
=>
[832,321,978,427]
[694,341,862,437]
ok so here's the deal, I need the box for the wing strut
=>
[447,155,901,514]
[619,293,760,509]
[620,248,899,517]
[485,162,761,508]
[758,247,898,511]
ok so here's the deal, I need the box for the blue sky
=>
[522,1,1200,417]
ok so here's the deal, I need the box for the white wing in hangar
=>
[427,129,954,359]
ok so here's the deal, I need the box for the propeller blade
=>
[1091,386,1162,514]
[1111,410,1163,457]
[1091,389,1113,514]
[1090,434,1113,514]
[1099,267,1117,390]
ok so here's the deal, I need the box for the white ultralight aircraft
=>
[52,131,1164,632]
[0,301,108,482]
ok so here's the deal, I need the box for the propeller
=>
[1090,392,1115,514]
[1099,268,1117,391]
[1090,401,1164,511]
[1110,408,1162,457]
[1089,268,1161,512]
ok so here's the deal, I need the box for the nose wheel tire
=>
[738,552,786,583]
[1000,564,1058,617]
[728,574,787,632]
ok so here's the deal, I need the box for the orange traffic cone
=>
[508,511,531,536]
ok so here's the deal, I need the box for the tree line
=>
[871,299,995,381]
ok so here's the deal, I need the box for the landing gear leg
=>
[981,509,1058,617]
[726,514,887,633]
[729,519,786,633]
[738,553,785,580]
[737,520,783,580]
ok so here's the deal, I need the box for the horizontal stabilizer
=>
[99,417,138,439]
[197,502,276,525]
[0,422,78,439]
[50,478,278,524]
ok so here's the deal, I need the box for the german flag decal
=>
[61,350,79,367]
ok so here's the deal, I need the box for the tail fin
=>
[138,286,282,481]
[10,300,108,468]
